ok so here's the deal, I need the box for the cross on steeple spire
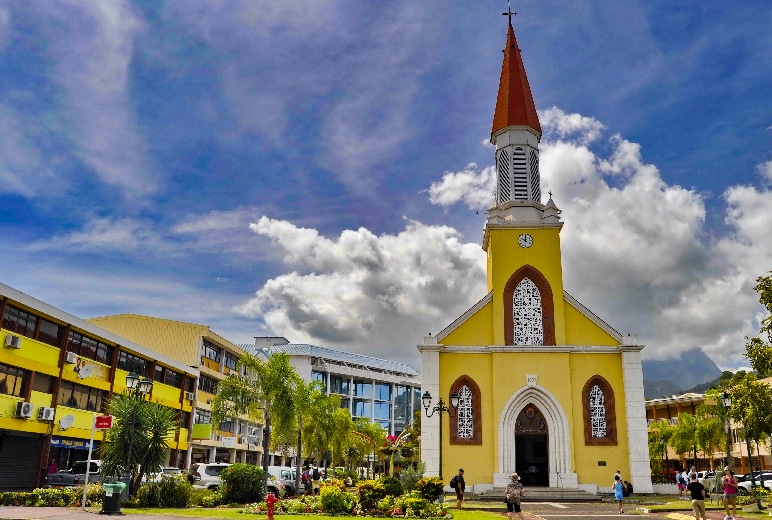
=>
[502,0,516,25]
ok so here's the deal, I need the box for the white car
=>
[737,472,772,494]
[188,462,231,490]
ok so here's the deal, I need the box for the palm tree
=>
[671,412,699,468]
[100,393,177,497]
[212,352,297,485]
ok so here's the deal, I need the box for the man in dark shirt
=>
[686,473,706,520]
[454,468,466,509]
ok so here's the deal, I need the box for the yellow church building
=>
[418,19,653,494]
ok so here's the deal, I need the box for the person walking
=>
[311,466,321,495]
[452,468,465,509]
[721,466,738,520]
[613,474,625,514]
[505,472,525,520]
[687,473,707,520]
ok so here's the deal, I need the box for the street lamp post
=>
[125,372,153,494]
[721,391,732,471]
[422,391,459,479]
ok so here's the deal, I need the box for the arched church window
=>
[450,376,481,445]
[457,385,473,438]
[503,265,556,346]
[514,277,543,345]
[582,375,617,445]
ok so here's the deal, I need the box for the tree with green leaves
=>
[100,393,178,497]
[671,412,699,467]
[726,371,772,488]
[211,352,297,486]
[745,271,772,377]
[648,420,673,476]
[301,388,353,467]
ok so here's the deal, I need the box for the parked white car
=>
[737,472,772,494]
[188,462,231,490]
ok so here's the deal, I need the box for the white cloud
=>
[237,217,486,364]
[424,108,772,369]
[427,163,495,209]
[757,160,772,183]
[26,217,169,254]
[44,2,154,196]
[0,105,58,196]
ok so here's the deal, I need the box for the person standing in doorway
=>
[505,472,525,520]
[453,468,465,509]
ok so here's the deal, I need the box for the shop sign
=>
[221,436,236,447]
[95,415,114,429]
[51,437,93,450]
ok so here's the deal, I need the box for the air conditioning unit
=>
[15,401,34,418]
[38,407,55,421]
[4,335,21,349]
[65,351,77,364]
[184,391,195,402]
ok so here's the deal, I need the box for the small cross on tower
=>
[502,0,516,25]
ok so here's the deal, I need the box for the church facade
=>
[418,20,652,494]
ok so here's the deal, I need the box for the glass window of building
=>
[354,380,372,398]
[202,340,222,362]
[2,305,37,339]
[195,409,212,424]
[374,401,391,420]
[330,375,350,395]
[412,387,421,415]
[37,319,61,347]
[352,399,371,418]
[340,398,350,410]
[224,352,238,371]
[0,363,26,397]
[32,373,55,393]
[377,420,390,430]
[375,382,391,401]
[164,369,181,388]
[117,351,149,376]
[58,381,106,412]
[179,410,191,428]
[394,385,410,424]
[312,371,327,387]
[198,375,218,394]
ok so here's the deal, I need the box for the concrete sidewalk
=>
[0,507,192,520]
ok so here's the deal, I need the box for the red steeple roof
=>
[491,22,541,136]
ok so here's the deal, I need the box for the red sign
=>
[95,415,114,429]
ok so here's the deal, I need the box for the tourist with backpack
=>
[450,468,465,509]
[312,466,321,495]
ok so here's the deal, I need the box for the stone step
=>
[474,486,604,502]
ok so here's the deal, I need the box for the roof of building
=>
[242,342,420,378]
[491,22,541,136]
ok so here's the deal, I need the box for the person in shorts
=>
[721,466,738,520]
[505,472,525,520]
[686,473,706,520]
[453,468,465,509]
[613,474,625,514]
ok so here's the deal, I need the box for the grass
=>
[119,506,503,520]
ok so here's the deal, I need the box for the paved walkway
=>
[0,505,754,520]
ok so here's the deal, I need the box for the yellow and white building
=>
[0,282,197,491]
[419,21,652,494]
[87,314,265,466]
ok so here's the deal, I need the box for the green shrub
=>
[0,486,103,508]
[357,479,387,510]
[321,478,348,493]
[382,476,404,497]
[200,488,224,507]
[416,476,444,502]
[190,488,213,506]
[320,484,355,514]
[121,497,140,508]
[398,462,425,493]
[136,475,192,507]
[220,463,266,504]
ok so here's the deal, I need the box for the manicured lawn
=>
[124,506,503,520]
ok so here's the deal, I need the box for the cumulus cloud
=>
[757,160,772,183]
[427,163,495,209]
[421,108,771,369]
[236,217,486,364]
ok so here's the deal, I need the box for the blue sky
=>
[0,1,770,370]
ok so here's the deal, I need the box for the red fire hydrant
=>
[265,492,278,520]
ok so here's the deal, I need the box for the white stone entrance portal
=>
[495,385,578,488]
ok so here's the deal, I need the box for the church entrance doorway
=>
[515,403,549,486]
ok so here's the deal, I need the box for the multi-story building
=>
[87,314,264,466]
[0,282,197,491]
[645,387,772,474]
[249,338,422,436]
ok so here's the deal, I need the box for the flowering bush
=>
[0,485,103,507]
[320,483,356,514]
[357,479,387,510]
[415,477,444,502]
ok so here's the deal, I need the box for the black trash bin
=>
[100,482,126,515]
